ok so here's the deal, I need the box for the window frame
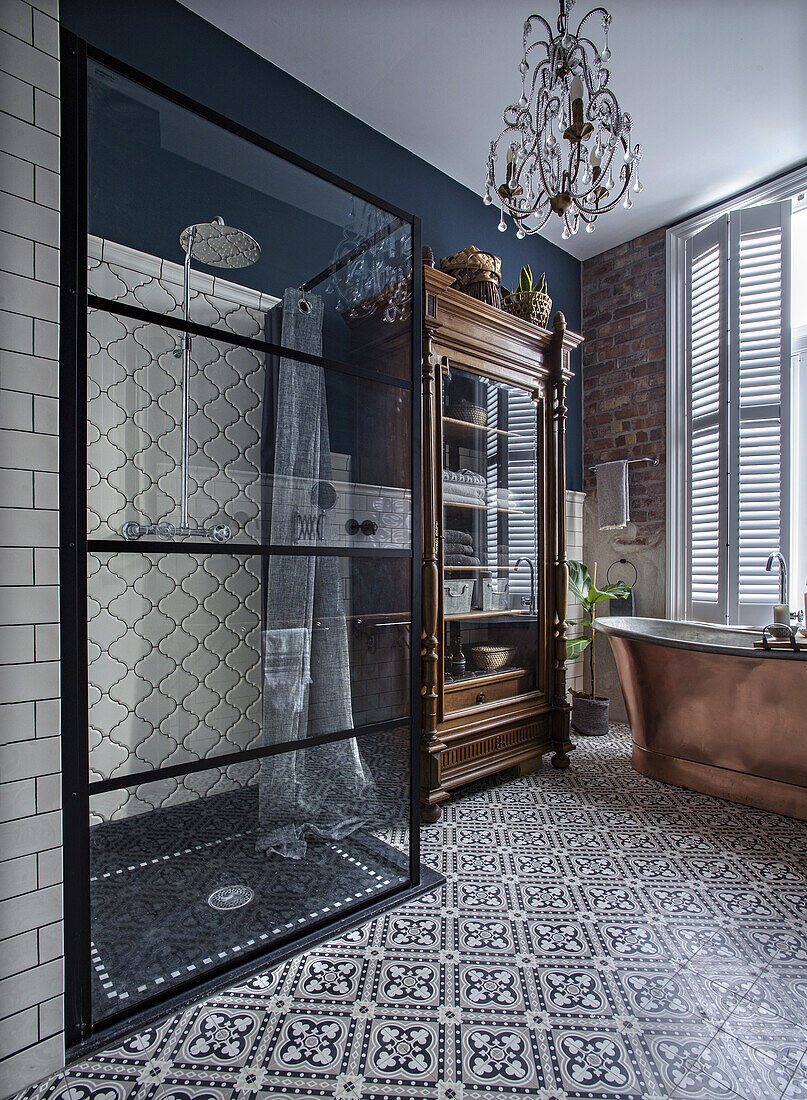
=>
[666,164,807,620]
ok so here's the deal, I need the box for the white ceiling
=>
[179,0,807,261]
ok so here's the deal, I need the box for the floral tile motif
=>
[174,1006,266,1068]
[293,956,364,1004]
[549,1028,643,1097]
[13,725,807,1100]
[461,1025,538,1088]
[265,1013,351,1075]
[365,1019,441,1083]
[537,966,615,1018]
[457,963,525,1010]
[376,960,441,1006]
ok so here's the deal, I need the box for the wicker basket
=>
[470,644,518,672]
[446,401,487,426]
[505,290,552,328]
[440,246,502,308]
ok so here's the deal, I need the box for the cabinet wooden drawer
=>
[445,668,534,713]
[440,717,551,781]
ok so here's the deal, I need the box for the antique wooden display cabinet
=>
[421,253,583,821]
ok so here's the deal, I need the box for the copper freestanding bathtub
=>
[596,617,807,820]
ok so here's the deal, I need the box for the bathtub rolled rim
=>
[593,615,807,661]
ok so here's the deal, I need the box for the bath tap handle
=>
[761,623,798,652]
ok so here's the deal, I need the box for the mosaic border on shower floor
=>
[17,725,807,1100]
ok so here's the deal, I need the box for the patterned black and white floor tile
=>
[17,725,807,1100]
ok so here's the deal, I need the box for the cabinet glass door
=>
[441,366,543,710]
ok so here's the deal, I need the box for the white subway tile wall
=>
[0,1,63,1094]
[566,490,585,696]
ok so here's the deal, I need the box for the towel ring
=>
[606,557,638,588]
[297,286,312,314]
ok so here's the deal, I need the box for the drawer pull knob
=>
[476,691,486,704]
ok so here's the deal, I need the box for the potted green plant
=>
[566,560,633,736]
[501,265,552,327]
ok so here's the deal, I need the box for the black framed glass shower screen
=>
[61,33,422,1046]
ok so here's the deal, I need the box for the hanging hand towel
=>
[596,460,629,530]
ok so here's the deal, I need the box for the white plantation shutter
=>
[730,203,791,624]
[485,384,538,601]
[504,388,538,597]
[685,202,791,625]
[687,218,728,623]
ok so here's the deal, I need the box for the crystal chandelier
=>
[485,0,641,239]
[327,203,411,323]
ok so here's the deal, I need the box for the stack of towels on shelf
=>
[445,528,481,566]
[443,468,486,507]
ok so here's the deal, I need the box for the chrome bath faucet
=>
[765,551,787,606]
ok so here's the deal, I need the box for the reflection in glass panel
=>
[87,61,412,373]
[87,553,411,781]
[89,725,410,1022]
[441,367,542,707]
[86,310,411,548]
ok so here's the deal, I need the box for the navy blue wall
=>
[62,0,583,488]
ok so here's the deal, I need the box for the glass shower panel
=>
[86,61,413,376]
[86,311,411,549]
[88,724,411,1022]
[87,551,412,782]
[76,44,418,1042]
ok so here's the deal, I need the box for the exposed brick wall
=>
[581,227,666,547]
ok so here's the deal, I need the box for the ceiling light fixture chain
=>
[485,0,641,239]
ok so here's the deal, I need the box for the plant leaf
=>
[588,579,633,604]
[567,559,592,606]
[566,636,591,660]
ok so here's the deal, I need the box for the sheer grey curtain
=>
[258,289,373,858]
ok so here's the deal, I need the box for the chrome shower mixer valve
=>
[122,520,232,542]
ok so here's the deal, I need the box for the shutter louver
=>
[688,225,726,618]
[690,426,721,602]
[484,384,537,599]
[736,223,786,607]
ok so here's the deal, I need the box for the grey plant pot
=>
[571,694,610,736]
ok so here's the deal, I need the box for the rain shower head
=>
[179,216,261,269]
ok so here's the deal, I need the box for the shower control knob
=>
[122,521,141,541]
[210,524,231,543]
[346,519,378,536]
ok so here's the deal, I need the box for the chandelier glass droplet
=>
[485,0,641,239]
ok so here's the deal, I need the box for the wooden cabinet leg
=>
[420,802,443,823]
[551,751,571,770]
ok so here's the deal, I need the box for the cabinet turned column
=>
[550,310,573,770]
[420,248,448,823]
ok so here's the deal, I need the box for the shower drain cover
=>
[208,885,254,911]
